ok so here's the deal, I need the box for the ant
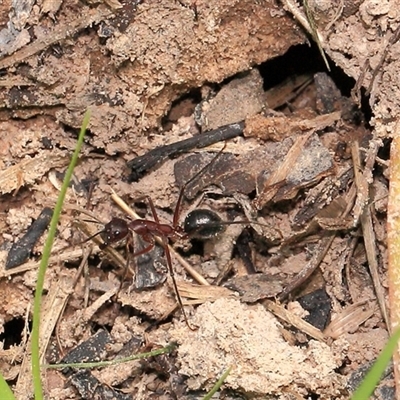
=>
[85,143,226,330]
[88,144,267,330]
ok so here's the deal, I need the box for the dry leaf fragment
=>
[0,152,69,194]
[224,273,284,303]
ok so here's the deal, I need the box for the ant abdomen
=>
[184,209,226,239]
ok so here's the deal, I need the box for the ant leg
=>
[116,234,156,297]
[146,196,160,224]
[161,236,196,330]
[114,233,134,298]
[173,186,186,228]
[172,142,227,228]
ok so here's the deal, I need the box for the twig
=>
[264,299,327,342]
[278,232,336,301]
[352,142,389,329]
[127,122,244,181]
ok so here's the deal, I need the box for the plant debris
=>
[0,0,397,398]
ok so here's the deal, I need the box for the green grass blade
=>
[351,327,400,399]
[0,373,16,400]
[202,366,232,400]
[31,110,90,400]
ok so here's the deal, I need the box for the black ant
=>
[88,144,267,329]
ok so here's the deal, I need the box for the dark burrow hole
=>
[180,237,205,257]
[259,42,372,123]
[0,317,30,349]
[163,42,371,130]
[162,88,202,130]
[260,42,353,94]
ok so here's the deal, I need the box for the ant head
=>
[100,217,129,248]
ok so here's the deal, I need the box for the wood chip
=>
[0,152,68,194]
